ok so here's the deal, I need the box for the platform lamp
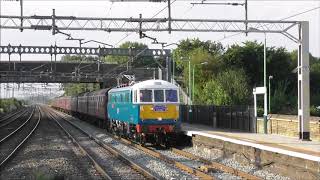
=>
[249,27,268,134]
[269,75,273,113]
[180,56,193,123]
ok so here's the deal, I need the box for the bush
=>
[257,107,264,117]
[270,81,290,113]
[310,105,320,117]
[0,98,23,113]
[197,68,250,105]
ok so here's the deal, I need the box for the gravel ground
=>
[154,148,242,180]
[0,106,102,180]
[54,109,197,180]
[0,107,38,166]
[53,112,147,180]
[183,146,291,180]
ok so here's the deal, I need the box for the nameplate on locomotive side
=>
[153,105,167,112]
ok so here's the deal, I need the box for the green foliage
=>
[257,107,264,117]
[104,41,158,67]
[63,83,100,96]
[199,79,230,105]
[270,81,291,113]
[60,55,101,96]
[174,39,320,115]
[310,105,320,117]
[0,98,23,113]
[173,38,224,70]
[223,41,264,87]
[197,69,250,105]
[61,55,98,62]
[310,62,320,94]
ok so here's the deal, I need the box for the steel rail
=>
[0,109,22,122]
[0,107,35,143]
[0,109,28,128]
[46,109,113,180]
[0,106,40,168]
[51,108,260,180]
[170,148,263,180]
[52,108,213,179]
[109,135,214,180]
[49,108,159,180]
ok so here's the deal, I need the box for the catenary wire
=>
[216,6,320,42]
[113,0,177,47]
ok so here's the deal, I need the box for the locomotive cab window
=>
[165,89,178,102]
[154,90,164,102]
[140,90,152,102]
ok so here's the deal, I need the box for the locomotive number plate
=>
[153,105,167,112]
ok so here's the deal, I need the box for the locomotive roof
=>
[109,79,178,93]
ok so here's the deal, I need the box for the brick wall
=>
[257,115,320,141]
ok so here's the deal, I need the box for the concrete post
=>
[298,21,310,140]
[166,56,171,82]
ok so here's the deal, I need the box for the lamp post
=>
[263,32,268,134]
[180,57,192,122]
[192,62,208,103]
[269,75,273,113]
[152,42,179,83]
[249,27,268,134]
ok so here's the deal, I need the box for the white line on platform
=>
[185,131,320,162]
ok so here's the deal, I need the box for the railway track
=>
[110,133,263,180]
[0,107,29,127]
[169,147,262,180]
[51,107,264,180]
[53,109,211,179]
[0,108,23,122]
[46,107,158,180]
[0,106,40,169]
[0,107,34,142]
[112,133,263,180]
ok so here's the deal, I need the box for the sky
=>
[0,0,319,61]
[0,0,319,98]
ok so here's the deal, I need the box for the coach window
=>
[154,89,164,102]
[124,93,129,102]
[140,90,152,102]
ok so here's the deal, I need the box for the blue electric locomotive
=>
[107,80,180,144]
[52,79,181,145]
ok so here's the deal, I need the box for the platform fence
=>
[180,105,256,133]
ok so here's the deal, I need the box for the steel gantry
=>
[0,11,310,140]
[0,11,300,36]
[0,45,171,84]
[0,45,170,57]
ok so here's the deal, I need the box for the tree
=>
[173,38,224,93]
[223,41,265,87]
[104,41,158,68]
[197,68,250,105]
[60,55,100,96]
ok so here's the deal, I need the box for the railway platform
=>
[181,123,320,179]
